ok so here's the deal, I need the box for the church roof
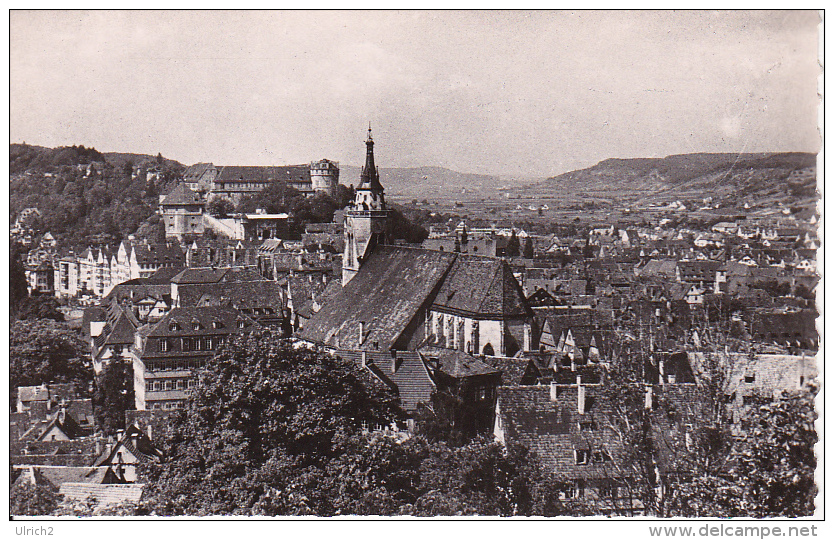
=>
[299,246,456,351]
[431,254,531,319]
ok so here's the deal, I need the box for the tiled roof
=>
[160,183,203,206]
[145,306,253,339]
[18,385,49,403]
[430,349,500,378]
[133,243,185,265]
[299,246,456,351]
[496,385,625,479]
[215,165,310,185]
[171,267,229,284]
[183,162,215,181]
[59,483,144,508]
[431,254,530,319]
[193,281,285,310]
[103,305,138,346]
[486,356,542,386]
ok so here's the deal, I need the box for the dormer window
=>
[237,320,246,329]
[169,321,180,332]
[578,421,596,432]
[592,449,612,463]
[574,449,590,465]
[192,320,202,331]
[212,320,223,329]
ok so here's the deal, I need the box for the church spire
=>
[360,124,383,191]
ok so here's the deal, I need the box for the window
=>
[600,481,619,499]
[744,374,755,383]
[177,380,186,390]
[160,339,169,352]
[192,321,202,331]
[578,421,596,432]
[592,449,612,463]
[237,320,246,329]
[205,337,214,350]
[574,449,590,465]
[182,338,192,352]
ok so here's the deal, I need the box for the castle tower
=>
[310,159,339,197]
[343,125,388,285]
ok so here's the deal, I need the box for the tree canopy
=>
[141,332,576,516]
[10,319,89,399]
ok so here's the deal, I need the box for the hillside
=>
[9,144,184,250]
[10,143,184,174]
[341,165,503,200]
[511,152,817,208]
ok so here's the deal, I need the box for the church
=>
[299,127,537,359]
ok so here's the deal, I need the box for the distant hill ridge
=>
[516,152,817,205]
[10,143,184,174]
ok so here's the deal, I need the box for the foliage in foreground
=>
[139,332,581,516]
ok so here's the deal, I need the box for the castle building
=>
[310,159,340,197]
[180,160,341,204]
[342,127,389,285]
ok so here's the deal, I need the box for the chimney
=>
[644,385,653,410]
[523,325,532,352]
[116,429,124,442]
[391,353,400,375]
[358,321,365,345]
[550,381,559,402]
[146,424,153,441]
[577,376,585,414]
[361,351,368,368]
[658,357,665,385]
[95,438,102,455]
[131,431,138,448]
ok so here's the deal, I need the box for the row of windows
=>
[149,401,186,410]
[168,320,241,332]
[145,358,205,371]
[159,336,225,352]
[147,379,196,392]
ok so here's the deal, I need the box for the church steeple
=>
[359,124,383,192]
[343,124,389,286]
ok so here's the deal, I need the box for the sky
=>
[9,10,821,178]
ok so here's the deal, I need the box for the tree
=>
[506,230,520,257]
[10,319,89,404]
[386,206,429,244]
[523,237,535,259]
[143,331,403,515]
[733,388,818,517]
[17,293,65,322]
[207,198,235,218]
[93,360,135,435]
[10,480,60,516]
[10,243,29,316]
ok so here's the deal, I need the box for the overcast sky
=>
[10,10,821,177]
